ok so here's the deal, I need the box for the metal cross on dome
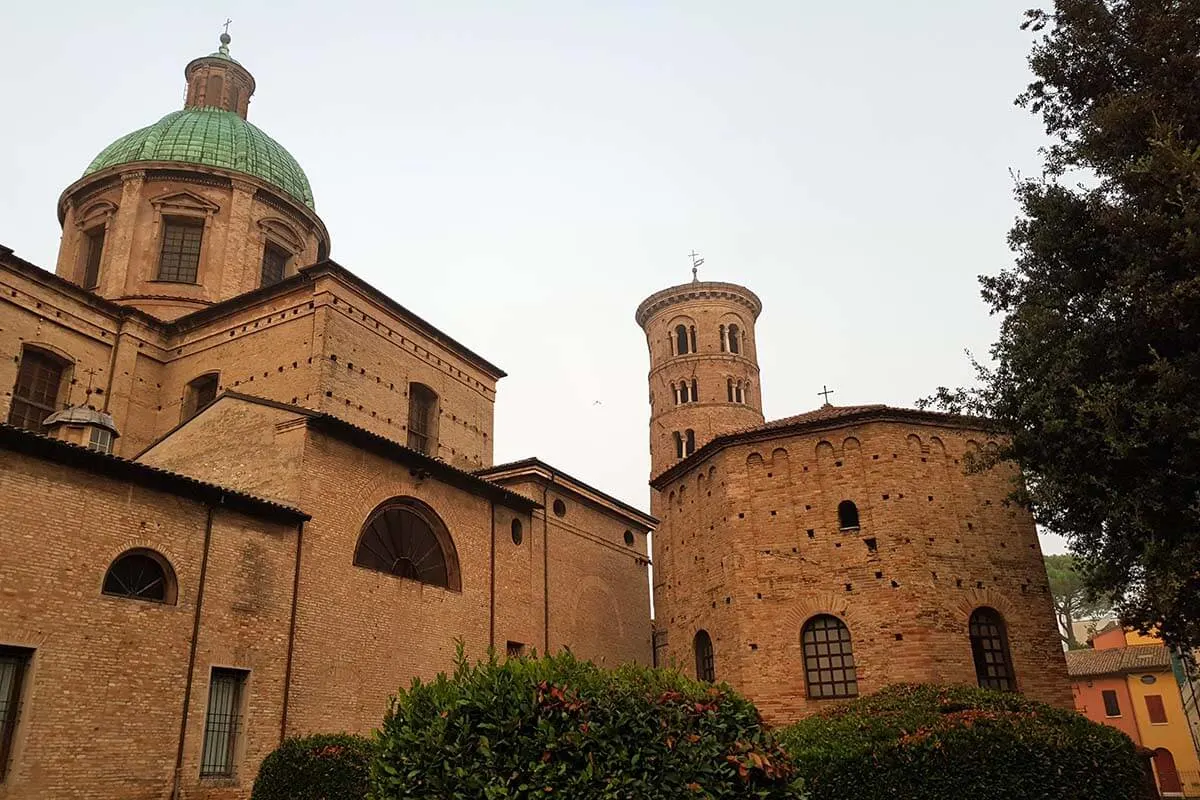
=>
[689,250,704,282]
[223,18,233,34]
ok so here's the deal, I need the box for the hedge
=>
[776,683,1151,800]
[251,732,374,800]
[371,648,803,799]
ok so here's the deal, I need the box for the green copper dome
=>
[83,108,315,209]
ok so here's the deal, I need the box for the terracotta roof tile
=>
[1064,645,1173,677]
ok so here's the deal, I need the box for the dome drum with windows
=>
[54,32,330,320]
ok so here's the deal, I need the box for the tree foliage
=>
[371,648,803,799]
[776,684,1153,800]
[924,0,1200,650]
[1045,554,1110,647]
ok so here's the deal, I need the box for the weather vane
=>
[689,250,704,282]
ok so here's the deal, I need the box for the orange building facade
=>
[1067,628,1200,797]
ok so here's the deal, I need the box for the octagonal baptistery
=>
[649,404,1071,723]
[54,34,330,320]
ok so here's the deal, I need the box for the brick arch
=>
[928,435,947,457]
[906,433,923,453]
[780,592,861,633]
[842,436,861,453]
[747,451,764,467]
[815,440,835,460]
[949,587,1015,626]
[103,539,184,577]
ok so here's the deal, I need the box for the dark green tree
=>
[925,0,1200,650]
[1045,554,1110,648]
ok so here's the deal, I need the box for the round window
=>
[624,530,635,546]
[553,499,567,517]
[511,518,523,545]
[1140,674,1157,685]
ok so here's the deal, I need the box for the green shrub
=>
[776,684,1151,800]
[372,648,803,799]
[251,732,374,800]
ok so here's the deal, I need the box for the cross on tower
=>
[689,250,704,282]
[818,385,835,405]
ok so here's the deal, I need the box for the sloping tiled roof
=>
[1064,645,1174,677]
[185,393,540,512]
[0,423,308,523]
[478,457,657,528]
[650,403,990,488]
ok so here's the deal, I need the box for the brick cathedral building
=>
[0,35,653,799]
[0,33,1068,799]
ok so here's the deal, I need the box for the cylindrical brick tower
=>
[635,278,764,498]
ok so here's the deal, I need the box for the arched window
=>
[694,630,715,682]
[102,549,177,604]
[673,431,684,459]
[719,324,727,352]
[689,326,697,353]
[675,325,690,355]
[685,429,696,456]
[7,347,68,430]
[407,383,439,455]
[1153,748,1183,795]
[691,379,698,402]
[728,324,740,354]
[511,518,523,545]
[837,500,860,530]
[678,381,690,403]
[727,378,734,402]
[353,498,461,590]
[182,373,219,422]
[802,615,858,699]
[205,74,224,106]
[969,608,1015,691]
[671,382,680,405]
[735,381,744,404]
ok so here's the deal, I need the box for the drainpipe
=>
[171,503,216,800]
[489,500,496,652]
[280,520,305,743]
[542,483,550,655]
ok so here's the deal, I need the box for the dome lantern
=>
[184,30,256,119]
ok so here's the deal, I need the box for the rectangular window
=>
[0,647,32,782]
[87,427,113,454]
[1146,694,1168,724]
[406,384,438,455]
[200,668,247,778]
[82,227,106,289]
[7,350,65,431]
[157,218,204,283]
[260,243,289,287]
[1102,689,1121,717]
[506,641,525,658]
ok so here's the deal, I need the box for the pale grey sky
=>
[2,1,1067,553]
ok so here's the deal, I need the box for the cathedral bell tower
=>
[636,272,764,511]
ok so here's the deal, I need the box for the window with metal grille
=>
[969,607,1015,691]
[694,630,715,682]
[82,226,105,289]
[260,243,289,287]
[102,549,176,604]
[837,500,860,530]
[182,373,219,421]
[157,218,204,283]
[88,427,113,454]
[1102,689,1121,717]
[7,349,66,430]
[802,615,858,699]
[506,641,525,658]
[406,383,438,455]
[200,668,246,778]
[0,647,31,782]
[353,499,460,590]
[1146,694,1168,724]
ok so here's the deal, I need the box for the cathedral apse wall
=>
[651,414,1071,723]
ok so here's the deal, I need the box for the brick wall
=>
[653,420,1072,722]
